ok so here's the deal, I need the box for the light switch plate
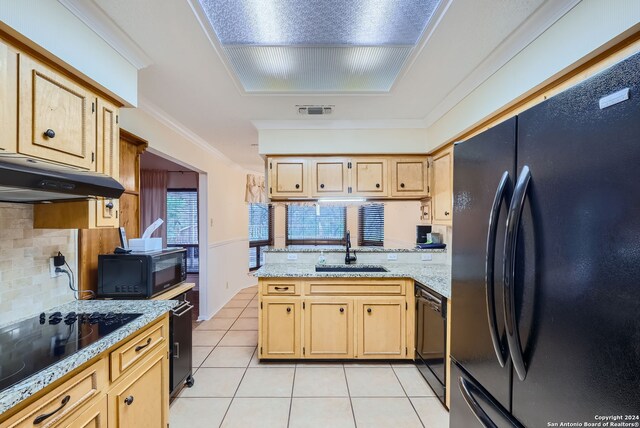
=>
[287,253,298,260]
[387,253,398,261]
[421,254,433,261]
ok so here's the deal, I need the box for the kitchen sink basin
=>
[315,265,389,273]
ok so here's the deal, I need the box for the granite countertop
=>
[264,246,447,253]
[254,263,451,298]
[0,299,178,415]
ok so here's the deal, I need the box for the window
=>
[358,204,384,247]
[286,205,346,245]
[167,189,199,273]
[249,203,273,270]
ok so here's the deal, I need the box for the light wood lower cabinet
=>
[0,316,169,428]
[107,349,167,428]
[304,298,353,358]
[0,359,107,428]
[260,298,302,359]
[356,298,406,358]
[259,278,414,360]
[67,395,108,428]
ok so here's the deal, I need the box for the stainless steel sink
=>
[315,265,389,273]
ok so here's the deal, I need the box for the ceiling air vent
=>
[297,105,334,115]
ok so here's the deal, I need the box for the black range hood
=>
[0,154,124,203]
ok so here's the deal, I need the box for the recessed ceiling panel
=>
[225,46,412,92]
[197,0,442,92]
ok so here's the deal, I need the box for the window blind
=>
[249,203,273,270]
[167,189,199,273]
[286,205,346,245]
[358,203,384,247]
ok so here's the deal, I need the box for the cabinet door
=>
[67,395,108,428]
[269,158,308,198]
[352,158,388,197]
[431,148,453,224]
[0,40,17,153]
[18,55,96,170]
[107,350,168,428]
[304,298,353,358]
[391,158,428,197]
[94,98,120,228]
[260,298,302,358]
[356,298,406,358]
[311,158,349,197]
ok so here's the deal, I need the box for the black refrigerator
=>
[450,51,640,427]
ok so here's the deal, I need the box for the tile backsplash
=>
[0,203,76,325]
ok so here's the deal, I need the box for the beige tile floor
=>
[170,285,449,428]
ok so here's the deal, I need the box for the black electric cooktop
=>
[0,311,142,392]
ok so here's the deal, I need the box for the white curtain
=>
[141,169,168,244]
[245,174,266,203]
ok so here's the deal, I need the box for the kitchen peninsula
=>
[254,247,450,359]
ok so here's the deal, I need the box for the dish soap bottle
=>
[317,251,326,265]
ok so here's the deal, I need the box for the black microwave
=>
[97,248,187,299]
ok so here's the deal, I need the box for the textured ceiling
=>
[199,0,440,45]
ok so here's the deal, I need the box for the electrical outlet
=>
[226,281,229,289]
[49,258,61,278]
[387,253,398,261]
[287,253,298,260]
[421,254,433,261]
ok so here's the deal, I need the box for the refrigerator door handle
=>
[458,375,524,428]
[485,171,510,367]
[458,377,499,428]
[503,165,531,381]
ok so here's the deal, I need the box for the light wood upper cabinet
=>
[391,158,429,197]
[311,158,349,197]
[18,54,96,171]
[269,158,308,198]
[268,155,430,200]
[352,158,388,197]
[94,98,120,228]
[0,39,17,153]
[260,298,302,358]
[431,147,453,225]
[304,298,354,358]
[356,297,406,358]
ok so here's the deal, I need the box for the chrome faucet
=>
[345,230,357,265]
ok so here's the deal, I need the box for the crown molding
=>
[251,119,428,130]
[423,0,581,127]
[57,0,153,70]
[137,96,246,172]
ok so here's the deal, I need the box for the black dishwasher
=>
[415,282,447,407]
[170,292,194,398]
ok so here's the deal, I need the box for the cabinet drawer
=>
[110,319,167,382]
[0,359,107,428]
[305,280,405,296]
[66,395,107,428]
[261,280,300,296]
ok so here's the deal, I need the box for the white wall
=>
[259,128,429,155]
[0,0,138,105]
[425,0,640,149]
[120,108,255,319]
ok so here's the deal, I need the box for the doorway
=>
[140,151,203,322]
